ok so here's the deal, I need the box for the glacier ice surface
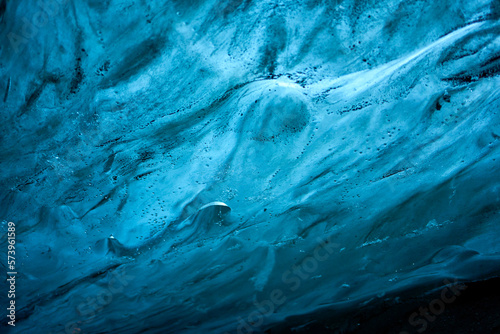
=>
[0,0,500,333]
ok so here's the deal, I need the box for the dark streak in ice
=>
[3,76,9,102]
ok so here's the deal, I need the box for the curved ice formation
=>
[0,0,499,333]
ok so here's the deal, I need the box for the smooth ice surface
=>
[1,0,500,333]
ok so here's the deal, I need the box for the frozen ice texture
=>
[0,0,499,333]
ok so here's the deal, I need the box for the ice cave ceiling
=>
[0,0,500,333]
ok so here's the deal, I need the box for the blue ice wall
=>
[0,0,499,333]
